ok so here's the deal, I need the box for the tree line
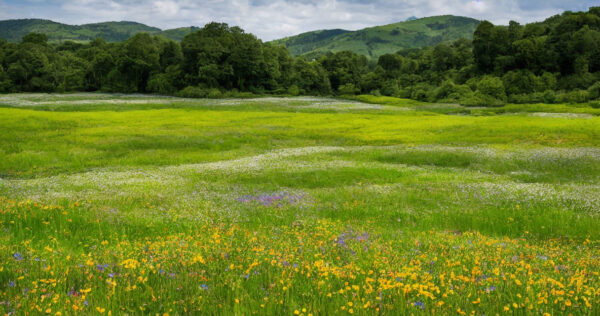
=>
[0,7,599,106]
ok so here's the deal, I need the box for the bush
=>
[176,86,208,98]
[207,88,222,98]
[590,100,600,109]
[543,90,556,104]
[434,80,472,102]
[380,80,399,96]
[287,85,300,96]
[223,91,258,98]
[338,83,359,95]
[147,74,176,95]
[587,81,600,100]
[460,91,506,107]
[477,76,507,101]
[556,90,589,103]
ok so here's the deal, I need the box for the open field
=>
[1,94,600,315]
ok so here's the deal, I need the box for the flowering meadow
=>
[1,94,600,315]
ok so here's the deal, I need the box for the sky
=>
[0,0,597,41]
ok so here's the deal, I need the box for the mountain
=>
[270,15,480,59]
[0,19,197,43]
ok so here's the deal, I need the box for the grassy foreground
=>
[1,94,600,315]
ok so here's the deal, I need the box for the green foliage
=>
[477,76,506,101]
[176,86,209,98]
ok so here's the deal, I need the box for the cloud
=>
[0,0,597,40]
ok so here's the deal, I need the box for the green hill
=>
[270,15,480,59]
[0,19,197,43]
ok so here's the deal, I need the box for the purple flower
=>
[96,264,109,272]
[108,273,115,278]
[356,232,369,241]
[413,301,425,309]
[486,286,497,292]
[200,284,209,290]
[8,281,15,288]
[13,253,23,261]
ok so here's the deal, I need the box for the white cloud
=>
[0,0,597,40]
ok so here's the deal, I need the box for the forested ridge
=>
[0,7,599,106]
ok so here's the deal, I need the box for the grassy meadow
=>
[1,94,600,315]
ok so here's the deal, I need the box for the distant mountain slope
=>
[0,19,196,42]
[270,15,480,59]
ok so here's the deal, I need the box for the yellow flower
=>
[565,299,572,307]
[503,306,510,312]
[235,299,240,304]
[121,259,140,269]
[515,279,522,286]
[472,298,481,304]
[348,308,354,314]
[294,311,300,315]
[96,307,106,313]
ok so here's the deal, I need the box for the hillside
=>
[270,15,480,59]
[0,19,196,42]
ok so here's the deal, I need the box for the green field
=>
[1,94,599,315]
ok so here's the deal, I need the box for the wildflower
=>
[13,253,23,261]
[565,299,572,307]
[294,311,300,315]
[413,301,425,309]
[121,259,140,269]
[8,280,15,287]
[96,307,106,313]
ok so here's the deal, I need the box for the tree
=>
[473,21,496,73]
[320,51,367,92]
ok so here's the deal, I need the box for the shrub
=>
[176,86,208,98]
[207,88,223,98]
[477,76,507,101]
[287,85,300,96]
[338,83,359,95]
[380,80,399,96]
[147,74,176,95]
[543,90,556,104]
[587,81,600,100]
[556,90,589,103]
[460,91,506,107]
